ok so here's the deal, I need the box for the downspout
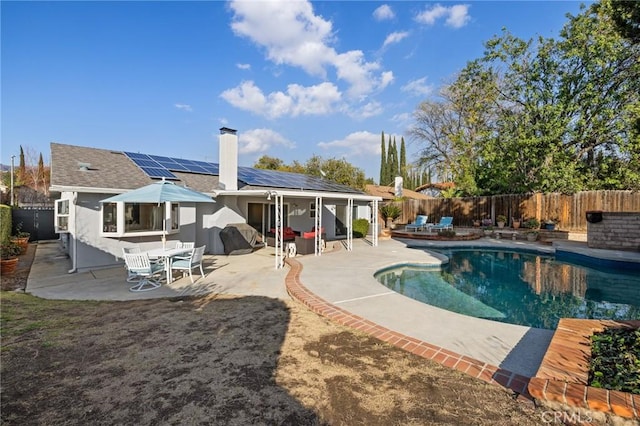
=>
[68,192,78,273]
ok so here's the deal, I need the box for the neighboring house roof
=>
[414,181,456,193]
[50,143,367,197]
[365,184,431,201]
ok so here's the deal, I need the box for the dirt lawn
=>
[0,245,591,425]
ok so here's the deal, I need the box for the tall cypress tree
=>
[385,135,393,184]
[390,137,398,179]
[379,131,386,185]
[400,137,407,183]
[18,145,26,185]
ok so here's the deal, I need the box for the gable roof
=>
[365,184,431,201]
[50,143,365,196]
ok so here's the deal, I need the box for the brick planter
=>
[528,318,640,420]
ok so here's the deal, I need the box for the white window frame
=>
[309,202,316,218]
[101,201,180,237]
[55,199,70,233]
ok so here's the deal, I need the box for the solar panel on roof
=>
[124,152,149,159]
[140,167,177,179]
[124,151,362,193]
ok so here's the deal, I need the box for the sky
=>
[1,0,590,183]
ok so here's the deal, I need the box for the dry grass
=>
[0,244,608,425]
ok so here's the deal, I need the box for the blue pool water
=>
[375,249,640,330]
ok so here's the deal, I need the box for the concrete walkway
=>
[27,240,289,301]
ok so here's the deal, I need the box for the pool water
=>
[375,249,640,329]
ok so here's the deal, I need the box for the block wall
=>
[587,212,640,252]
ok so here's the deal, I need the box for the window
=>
[310,202,316,218]
[55,199,70,233]
[101,201,179,236]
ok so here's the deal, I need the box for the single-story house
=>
[50,128,382,273]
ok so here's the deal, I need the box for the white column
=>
[346,198,353,251]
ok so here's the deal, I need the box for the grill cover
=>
[220,223,264,255]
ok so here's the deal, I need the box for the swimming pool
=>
[375,249,640,329]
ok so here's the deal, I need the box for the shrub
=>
[379,203,402,223]
[0,205,11,243]
[497,215,507,223]
[525,218,540,229]
[352,219,369,238]
[1,240,21,260]
[438,229,456,238]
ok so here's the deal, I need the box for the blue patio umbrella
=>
[100,180,215,204]
[101,180,215,247]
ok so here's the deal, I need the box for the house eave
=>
[212,188,382,202]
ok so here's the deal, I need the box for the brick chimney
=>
[218,127,238,190]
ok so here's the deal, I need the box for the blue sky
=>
[1,0,588,183]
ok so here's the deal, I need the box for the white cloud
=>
[228,0,390,101]
[236,63,251,70]
[349,101,383,119]
[220,80,342,118]
[174,103,192,112]
[415,4,448,25]
[382,31,409,48]
[415,3,470,28]
[239,128,295,154]
[373,5,394,21]
[401,77,434,97]
[317,130,381,156]
[446,5,471,28]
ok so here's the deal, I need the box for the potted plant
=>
[524,218,540,230]
[11,222,30,254]
[511,217,521,229]
[1,240,22,275]
[473,219,481,227]
[543,218,557,231]
[496,215,507,228]
[483,226,494,237]
[526,231,538,242]
[379,203,402,230]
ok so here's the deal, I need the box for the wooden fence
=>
[388,190,640,231]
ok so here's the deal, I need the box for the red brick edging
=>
[283,256,532,400]
[528,319,640,419]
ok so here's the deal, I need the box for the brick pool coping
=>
[284,254,639,420]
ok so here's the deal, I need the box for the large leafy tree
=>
[253,154,367,190]
[410,1,640,195]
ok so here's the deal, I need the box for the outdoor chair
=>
[406,215,429,232]
[123,252,165,292]
[122,246,142,282]
[427,216,454,232]
[170,245,206,283]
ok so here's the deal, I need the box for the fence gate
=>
[11,208,57,242]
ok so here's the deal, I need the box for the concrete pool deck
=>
[23,237,640,404]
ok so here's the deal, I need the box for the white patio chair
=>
[123,252,165,292]
[122,246,141,282]
[170,245,205,283]
[175,241,195,249]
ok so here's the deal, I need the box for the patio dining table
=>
[144,247,192,284]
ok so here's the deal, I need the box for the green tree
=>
[254,155,285,170]
[599,0,640,44]
[410,1,640,194]
[379,131,387,185]
[400,137,407,184]
[304,155,367,190]
[18,146,26,186]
